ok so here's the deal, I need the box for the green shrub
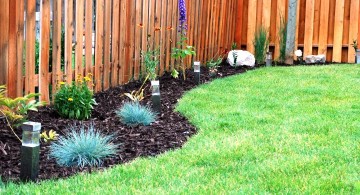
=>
[49,124,118,168]
[278,16,287,62]
[253,26,269,64]
[116,101,156,126]
[0,85,44,125]
[53,74,97,120]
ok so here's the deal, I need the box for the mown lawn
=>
[2,65,359,194]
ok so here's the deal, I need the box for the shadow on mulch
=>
[0,62,255,183]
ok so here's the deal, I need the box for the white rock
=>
[305,54,326,64]
[227,50,255,67]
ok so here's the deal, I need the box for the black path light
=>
[266,52,272,67]
[151,80,161,114]
[20,122,41,182]
[194,61,201,85]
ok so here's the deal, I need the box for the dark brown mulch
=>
[0,63,253,183]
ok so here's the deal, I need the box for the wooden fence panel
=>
[235,0,360,63]
[11,1,347,103]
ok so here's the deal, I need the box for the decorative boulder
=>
[227,50,255,67]
[305,54,326,64]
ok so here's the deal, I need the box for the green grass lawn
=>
[2,65,360,194]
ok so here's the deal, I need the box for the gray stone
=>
[305,55,326,64]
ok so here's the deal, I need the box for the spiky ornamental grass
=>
[116,102,156,126]
[279,15,287,62]
[253,26,269,64]
[49,125,118,168]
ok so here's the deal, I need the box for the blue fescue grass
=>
[49,124,118,168]
[116,101,156,126]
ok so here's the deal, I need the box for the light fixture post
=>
[151,80,161,114]
[20,122,41,182]
[194,61,201,84]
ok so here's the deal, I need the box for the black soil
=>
[0,63,253,182]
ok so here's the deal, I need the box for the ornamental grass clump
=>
[278,15,287,62]
[53,74,97,120]
[253,26,269,64]
[49,124,118,168]
[116,102,156,126]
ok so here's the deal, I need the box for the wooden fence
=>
[235,0,360,63]
[0,0,238,102]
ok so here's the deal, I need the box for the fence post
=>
[285,0,298,65]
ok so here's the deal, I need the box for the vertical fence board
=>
[119,0,126,84]
[52,0,62,96]
[318,0,330,55]
[348,0,359,63]
[25,0,36,94]
[303,0,314,59]
[16,0,25,97]
[75,0,84,79]
[39,0,51,102]
[134,0,142,79]
[64,0,74,84]
[8,0,17,97]
[103,0,111,90]
[246,0,257,54]
[95,0,104,90]
[333,0,345,62]
[84,0,93,78]
[312,0,321,46]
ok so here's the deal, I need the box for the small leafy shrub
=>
[278,15,287,62]
[116,102,156,126]
[49,125,118,168]
[0,85,44,125]
[253,26,269,64]
[53,74,97,120]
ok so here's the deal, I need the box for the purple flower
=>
[178,0,187,33]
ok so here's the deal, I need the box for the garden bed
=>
[0,63,252,182]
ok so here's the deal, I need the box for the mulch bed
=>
[0,62,254,183]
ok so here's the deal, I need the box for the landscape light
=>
[266,52,272,67]
[20,122,41,182]
[151,80,161,114]
[194,61,201,84]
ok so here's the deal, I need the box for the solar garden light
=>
[20,122,41,182]
[151,80,161,114]
[194,61,201,84]
[266,52,272,67]
[357,49,360,64]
